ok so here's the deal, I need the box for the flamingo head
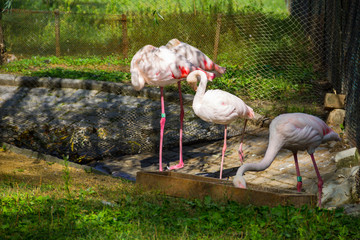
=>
[186,70,213,91]
[233,175,247,189]
[188,79,198,91]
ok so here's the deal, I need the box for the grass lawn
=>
[0,147,359,239]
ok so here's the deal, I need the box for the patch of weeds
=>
[62,155,72,199]
[0,144,7,152]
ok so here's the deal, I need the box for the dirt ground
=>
[0,150,125,192]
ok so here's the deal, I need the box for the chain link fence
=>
[2,7,324,105]
[288,0,360,150]
[0,1,359,162]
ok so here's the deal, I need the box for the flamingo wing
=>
[194,89,253,125]
[273,113,339,153]
[130,45,196,90]
[166,39,226,74]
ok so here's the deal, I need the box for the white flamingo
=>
[233,113,341,207]
[186,70,254,179]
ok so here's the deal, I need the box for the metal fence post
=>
[54,9,61,57]
[121,14,129,58]
[213,14,221,62]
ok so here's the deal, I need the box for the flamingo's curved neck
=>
[193,72,208,104]
[237,138,283,176]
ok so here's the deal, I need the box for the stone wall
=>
[0,74,254,163]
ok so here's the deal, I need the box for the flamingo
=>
[166,38,226,76]
[131,44,217,171]
[186,70,254,179]
[233,113,341,207]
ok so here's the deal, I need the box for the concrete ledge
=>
[0,73,194,104]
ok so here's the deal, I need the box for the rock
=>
[322,166,359,208]
[326,109,345,131]
[324,93,346,109]
[338,204,360,217]
[335,147,359,168]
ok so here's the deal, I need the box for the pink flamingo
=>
[233,113,341,207]
[166,38,226,75]
[186,70,254,179]
[131,44,217,171]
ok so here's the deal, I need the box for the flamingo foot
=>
[167,162,184,170]
[296,181,302,192]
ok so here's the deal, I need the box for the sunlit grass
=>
[1,166,359,239]
[14,0,289,14]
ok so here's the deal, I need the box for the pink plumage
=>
[233,112,341,207]
[131,45,215,90]
[187,70,254,179]
[131,42,224,171]
[166,38,226,75]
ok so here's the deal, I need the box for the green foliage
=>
[62,155,72,199]
[1,178,360,239]
[1,55,131,82]
[6,0,288,14]
[0,144,7,152]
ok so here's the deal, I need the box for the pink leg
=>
[168,82,184,170]
[158,87,166,171]
[238,119,248,163]
[293,152,302,192]
[310,153,323,207]
[219,125,228,179]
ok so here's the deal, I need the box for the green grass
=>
[1,170,359,240]
[11,0,289,14]
[1,55,131,82]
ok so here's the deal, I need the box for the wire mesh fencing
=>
[0,1,359,163]
[288,0,360,149]
[2,8,325,105]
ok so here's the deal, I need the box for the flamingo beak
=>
[190,82,197,91]
[234,180,247,189]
